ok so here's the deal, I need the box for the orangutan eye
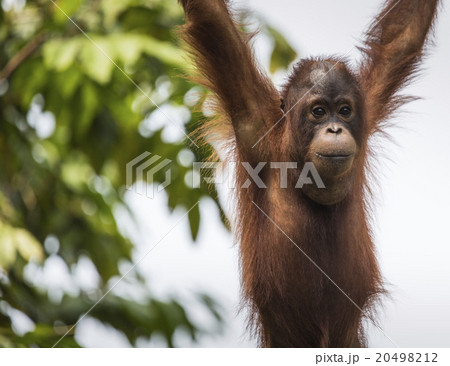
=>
[339,106,352,117]
[312,106,326,118]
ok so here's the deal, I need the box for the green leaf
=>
[60,159,93,192]
[77,82,99,137]
[52,0,84,24]
[188,203,200,241]
[110,34,144,66]
[12,59,48,107]
[79,38,115,84]
[20,324,80,348]
[0,226,16,269]
[0,222,43,270]
[141,37,185,68]
[197,293,223,324]
[43,39,82,72]
[57,68,82,99]
[14,228,44,262]
[267,26,297,73]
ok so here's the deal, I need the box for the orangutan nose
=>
[326,123,343,135]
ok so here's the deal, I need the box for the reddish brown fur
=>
[178,0,440,347]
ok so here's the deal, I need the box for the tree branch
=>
[0,32,46,82]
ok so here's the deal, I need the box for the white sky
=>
[78,0,450,347]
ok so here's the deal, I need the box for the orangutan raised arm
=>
[178,0,283,156]
[360,0,440,134]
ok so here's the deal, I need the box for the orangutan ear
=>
[280,98,286,112]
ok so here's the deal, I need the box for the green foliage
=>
[0,221,43,270]
[266,26,297,74]
[0,0,296,347]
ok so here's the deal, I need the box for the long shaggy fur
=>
[178,0,440,347]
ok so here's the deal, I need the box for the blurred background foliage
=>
[0,0,296,347]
